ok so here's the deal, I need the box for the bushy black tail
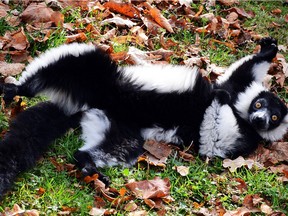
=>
[0,102,81,198]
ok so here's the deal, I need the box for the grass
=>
[0,1,288,215]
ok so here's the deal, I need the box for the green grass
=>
[0,1,288,215]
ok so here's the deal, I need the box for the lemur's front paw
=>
[258,37,278,60]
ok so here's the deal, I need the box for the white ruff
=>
[121,64,199,93]
[80,109,111,151]
[234,82,267,120]
[216,54,254,84]
[141,126,182,144]
[18,43,96,84]
[258,114,288,141]
[199,99,241,158]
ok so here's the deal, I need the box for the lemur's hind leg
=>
[74,109,144,184]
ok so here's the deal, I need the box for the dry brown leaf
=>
[124,201,138,212]
[144,2,174,33]
[174,165,189,176]
[94,196,106,208]
[0,61,25,76]
[66,32,87,43]
[101,16,136,28]
[127,210,148,216]
[223,156,263,172]
[3,27,29,50]
[138,153,167,168]
[271,8,282,15]
[178,150,195,161]
[218,0,239,6]
[130,26,149,45]
[104,2,140,19]
[89,207,106,216]
[2,204,39,216]
[222,7,253,18]
[224,207,260,216]
[58,0,89,11]
[141,15,162,36]
[20,2,60,24]
[143,140,173,159]
[125,177,171,200]
[248,142,288,166]
[0,2,9,18]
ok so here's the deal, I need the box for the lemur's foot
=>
[1,83,18,105]
[258,37,278,61]
[74,150,111,186]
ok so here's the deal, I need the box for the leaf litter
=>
[0,0,288,215]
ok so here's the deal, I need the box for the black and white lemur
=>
[0,37,287,198]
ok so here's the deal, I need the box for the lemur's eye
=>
[255,102,262,109]
[271,115,278,121]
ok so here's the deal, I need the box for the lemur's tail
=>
[0,102,81,198]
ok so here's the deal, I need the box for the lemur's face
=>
[248,92,288,131]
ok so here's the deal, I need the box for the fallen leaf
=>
[0,2,9,18]
[138,153,167,168]
[2,204,39,216]
[143,140,172,159]
[218,0,239,6]
[104,2,140,18]
[260,203,273,214]
[125,177,171,200]
[222,7,252,18]
[174,165,189,176]
[178,150,195,161]
[65,32,88,43]
[20,2,60,24]
[124,201,138,212]
[127,210,148,216]
[144,2,174,33]
[89,207,106,216]
[3,27,29,50]
[223,156,263,172]
[271,8,282,15]
[0,61,25,76]
[101,16,136,28]
[57,0,89,11]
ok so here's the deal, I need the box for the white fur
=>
[90,150,120,167]
[42,88,89,115]
[252,61,271,83]
[141,126,182,144]
[258,114,288,141]
[121,64,199,93]
[79,109,111,151]
[216,55,254,84]
[18,43,96,84]
[199,99,241,158]
[234,82,267,120]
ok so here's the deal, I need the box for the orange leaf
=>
[104,2,140,18]
[119,187,127,197]
[83,174,99,183]
[144,3,174,33]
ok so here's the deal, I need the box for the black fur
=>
[0,102,81,197]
